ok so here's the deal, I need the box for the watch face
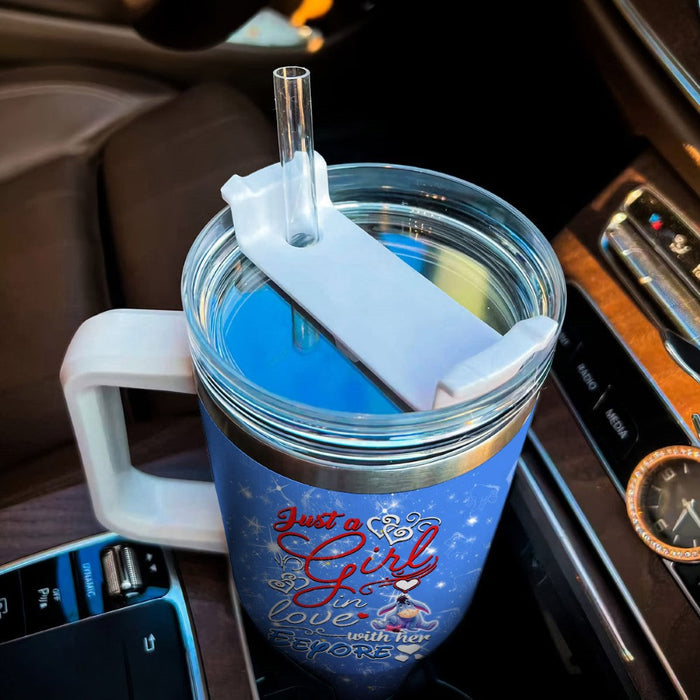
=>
[626,446,700,563]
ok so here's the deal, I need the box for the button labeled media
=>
[591,387,638,461]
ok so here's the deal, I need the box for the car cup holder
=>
[236,584,474,700]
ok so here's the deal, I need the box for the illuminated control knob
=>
[101,544,144,599]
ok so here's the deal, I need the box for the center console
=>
[519,148,700,700]
[0,533,207,699]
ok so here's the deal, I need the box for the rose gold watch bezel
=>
[626,446,700,563]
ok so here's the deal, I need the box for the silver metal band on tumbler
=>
[198,383,537,494]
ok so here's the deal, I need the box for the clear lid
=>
[182,162,566,463]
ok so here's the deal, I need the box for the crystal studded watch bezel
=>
[626,446,700,563]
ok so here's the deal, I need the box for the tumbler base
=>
[239,603,472,700]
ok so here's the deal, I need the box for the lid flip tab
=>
[221,153,557,411]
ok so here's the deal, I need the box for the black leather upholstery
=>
[0,64,278,493]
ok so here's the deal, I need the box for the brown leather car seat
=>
[0,64,278,505]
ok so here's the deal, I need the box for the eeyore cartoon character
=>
[371,594,438,632]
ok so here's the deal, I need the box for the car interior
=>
[0,0,699,698]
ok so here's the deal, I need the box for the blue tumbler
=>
[61,162,566,699]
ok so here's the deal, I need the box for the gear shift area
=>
[0,532,207,699]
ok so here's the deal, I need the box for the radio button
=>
[562,352,608,410]
[590,387,638,460]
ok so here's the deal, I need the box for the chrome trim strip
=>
[523,432,687,699]
[162,544,209,700]
[665,560,700,619]
[613,0,700,112]
[226,567,260,700]
[517,451,634,661]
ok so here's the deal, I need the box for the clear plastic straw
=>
[274,66,321,352]
[273,65,319,247]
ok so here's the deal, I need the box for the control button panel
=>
[0,538,171,643]
[0,533,207,699]
[552,283,692,492]
[552,283,700,621]
[74,540,169,619]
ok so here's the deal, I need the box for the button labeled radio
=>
[562,348,608,411]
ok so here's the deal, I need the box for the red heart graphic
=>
[358,612,369,619]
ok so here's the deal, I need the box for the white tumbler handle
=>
[60,309,226,553]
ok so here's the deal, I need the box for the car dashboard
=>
[0,1,699,699]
